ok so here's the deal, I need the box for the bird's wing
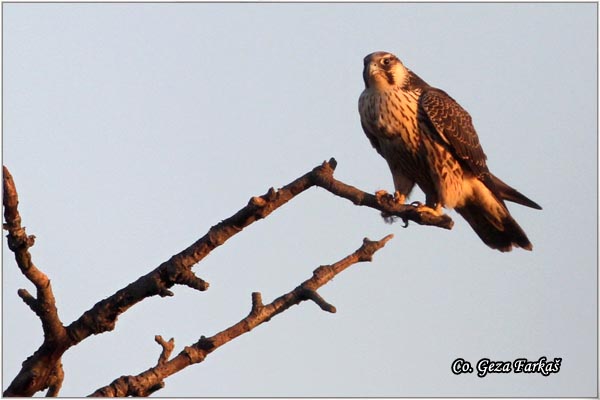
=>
[418,87,488,177]
[360,120,385,157]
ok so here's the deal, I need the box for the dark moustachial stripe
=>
[385,71,395,86]
[358,51,540,251]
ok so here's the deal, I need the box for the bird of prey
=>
[358,51,541,252]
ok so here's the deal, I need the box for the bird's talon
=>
[375,190,395,204]
[393,191,406,204]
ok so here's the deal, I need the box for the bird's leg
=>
[376,190,395,223]
[376,190,406,224]
[393,191,406,205]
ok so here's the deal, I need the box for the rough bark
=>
[3,159,452,396]
[89,235,393,396]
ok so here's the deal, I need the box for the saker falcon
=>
[358,51,541,252]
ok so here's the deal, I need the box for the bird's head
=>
[362,51,409,90]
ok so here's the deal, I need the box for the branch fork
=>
[4,157,443,396]
[154,335,175,366]
[91,233,393,396]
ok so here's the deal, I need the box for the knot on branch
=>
[300,287,336,313]
[357,235,394,262]
[311,265,335,282]
[182,345,204,364]
[68,299,119,343]
[6,230,36,252]
[182,337,211,363]
[128,375,152,397]
[195,335,215,352]
[249,196,267,207]
[249,187,277,206]
[45,361,64,397]
[320,158,338,172]
[206,230,222,248]
[310,159,337,189]
[249,187,278,219]
[154,269,176,297]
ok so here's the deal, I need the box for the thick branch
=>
[3,167,68,397]
[5,159,451,396]
[45,361,64,397]
[311,160,454,229]
[4,161,326,395]
[90,234,393,396]
[64,161,327,345]
[67,158,451,345]
[3,167,65,338]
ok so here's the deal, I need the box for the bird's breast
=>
[359,88,421,153]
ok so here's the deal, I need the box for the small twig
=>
[250,292,264,315]
[300,288,336,313]
[154,335,175,366]
[175,269,209,292]
[17,288,39,313]
[90,234,393,397]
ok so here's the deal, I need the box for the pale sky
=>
[2,2,597,397]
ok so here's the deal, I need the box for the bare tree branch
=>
[311,159,454,229]
[89,234,394,397]
[4,159,451,396]
[3,166,68,397]
[44,362,64,397]
[63,158,452,346]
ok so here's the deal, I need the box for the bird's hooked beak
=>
[362,57,379,88]
[363,51,395,88]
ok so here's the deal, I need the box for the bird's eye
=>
[382,58,391,66]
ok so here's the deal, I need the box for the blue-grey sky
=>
[2,2,597,397]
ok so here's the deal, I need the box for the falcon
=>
[358,51,541,252]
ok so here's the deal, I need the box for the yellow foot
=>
[375,190,392,202]
[375,190,408,205]
[393,191,406,205]
[414,203,444,217]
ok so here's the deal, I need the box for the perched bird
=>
[358,51,541,252]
